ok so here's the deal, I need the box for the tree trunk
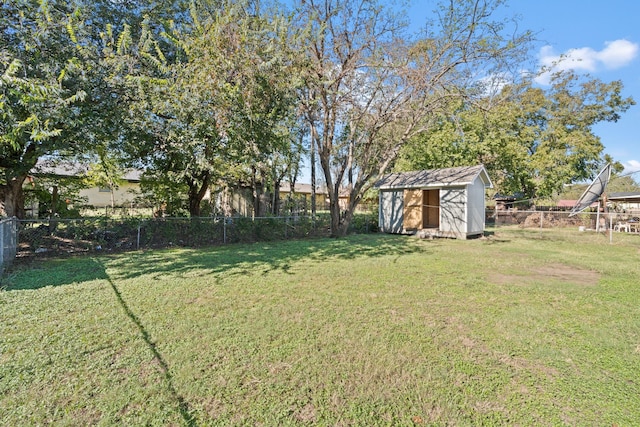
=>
[327,176,368,237]
[327,186,343,237]
[310,121,317,217]
[188,194,201,217]
[0,176,27,219]
[272,181,281,215]
[50,185,59,216]
[289,174,297,215]
[338,204,355,236]
[187,173,210,217]
[251,166,266,218]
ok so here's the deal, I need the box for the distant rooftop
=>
[279,182,327,194]
[33,160,142,181]
[608,192,640,201]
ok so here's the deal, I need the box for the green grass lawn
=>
[2,228,639,426]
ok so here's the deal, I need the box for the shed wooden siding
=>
[403,189,423,230]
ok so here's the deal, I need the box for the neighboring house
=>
[214,182,330,217]
[80,169,141,208]
[278,182,328,211]
[30,161,142,209]
[494,194,517,211]
[374,165,493,239]
[557,199,579,210]
[608,192,640,212]
[29,160,331,216]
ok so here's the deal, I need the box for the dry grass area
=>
[491,263,601,286]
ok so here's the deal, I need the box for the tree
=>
[397,71,635,199]
[111,1,301,216]
[607,174,640,194]
[0,0,179,218]
[0,1,88,218]
[294,0,533,236]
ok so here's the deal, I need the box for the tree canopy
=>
[1,0,89,217]
[295,0,534,235]
[397,71,635,200]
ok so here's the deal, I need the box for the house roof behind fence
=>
[279,182,328,195]
[33,160,142,182]
[608,192,640,202]
[374,165,492,190]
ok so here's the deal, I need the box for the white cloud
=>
[535,39,639,85]
[623,160,640,174]
[597,39,639,69]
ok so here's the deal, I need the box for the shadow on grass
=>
[107,233,431,282]
[3,256,111,290]
[4,234,430,290]
[93,258,197,426]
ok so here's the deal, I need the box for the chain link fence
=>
[488,209,640,236]
[11,207,639,265]
[16,213,379,259]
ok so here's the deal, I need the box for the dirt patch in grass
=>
[490,263,600,286]
[293,402,317,424]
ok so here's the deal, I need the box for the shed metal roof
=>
[374,165,492,190]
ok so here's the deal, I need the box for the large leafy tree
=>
[397,71,635,199]
[112,1,300,216]
[294,0,533,236]
[0,0,187,218]
[0,0,88,218]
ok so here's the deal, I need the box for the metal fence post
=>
[609,213,613,244]
[0,220,4,274]
[540,210,543,230]
[11,218,16,258]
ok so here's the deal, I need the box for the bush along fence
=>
[0,217,18,277]
[16,213,379,258]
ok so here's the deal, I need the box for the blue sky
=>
[406,0,640,176]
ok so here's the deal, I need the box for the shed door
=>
[423,189,440,228]
[403,189,422,230]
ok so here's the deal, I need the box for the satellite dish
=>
[569,164,611,217]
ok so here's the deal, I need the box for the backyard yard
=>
[1,228,639,425]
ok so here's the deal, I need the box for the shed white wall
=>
[379,190,404,233]
[467,177,486,235]
[439,187,467,236]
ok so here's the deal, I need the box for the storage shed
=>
[374,165,493,239]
